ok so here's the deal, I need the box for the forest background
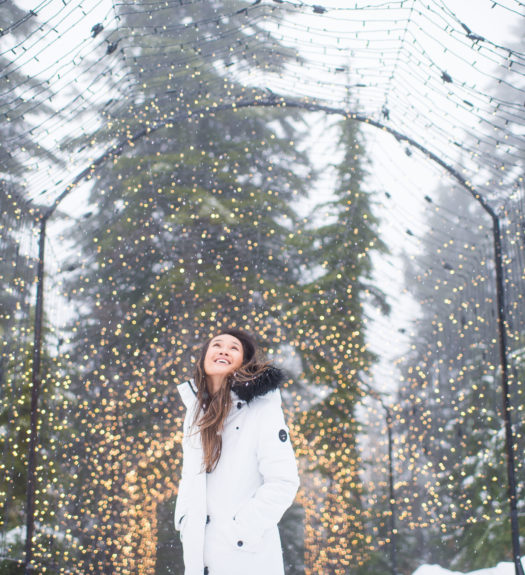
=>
[0,1,524,574]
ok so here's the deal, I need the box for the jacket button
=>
[237,540,243,547]
[237,402,242,409]
[206,515,210,524]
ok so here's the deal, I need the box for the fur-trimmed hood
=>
[231,365,285,403]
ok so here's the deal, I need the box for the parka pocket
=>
[230,514,265,553]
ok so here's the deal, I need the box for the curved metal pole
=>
[24,97,522,574]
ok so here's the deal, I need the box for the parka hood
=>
[231,365,285,403]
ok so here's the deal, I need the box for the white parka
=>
[174,374,299,575]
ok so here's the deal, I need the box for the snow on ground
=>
[414,562,523,575]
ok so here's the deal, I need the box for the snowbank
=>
[413,562,522,575]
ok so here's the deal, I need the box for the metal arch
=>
[24,97,523,575]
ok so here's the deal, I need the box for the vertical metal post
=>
[361,381,398,575]
[24,216,47,574]
[491,213,524,575]
[386,407,398,575]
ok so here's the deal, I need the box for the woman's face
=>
[203,334,244,381]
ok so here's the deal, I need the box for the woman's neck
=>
[207,375,226,395]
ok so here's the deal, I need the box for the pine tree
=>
[57,2,313,572]
[297,116,388,573]
[395,180,524,570]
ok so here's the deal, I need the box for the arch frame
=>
[23,97,523,575]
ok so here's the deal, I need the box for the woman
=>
[174,328,300,575]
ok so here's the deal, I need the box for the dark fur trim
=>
[231,366,285,403]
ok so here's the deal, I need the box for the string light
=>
[1,1,523,574]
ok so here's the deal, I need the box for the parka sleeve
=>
[174,381,199,532]
[174,405,191,531]
[232,391,300,550]
[174,477,187,532]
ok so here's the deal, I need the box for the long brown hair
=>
[193,328,269,472]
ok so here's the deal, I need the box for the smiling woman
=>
[174,329,300,575]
